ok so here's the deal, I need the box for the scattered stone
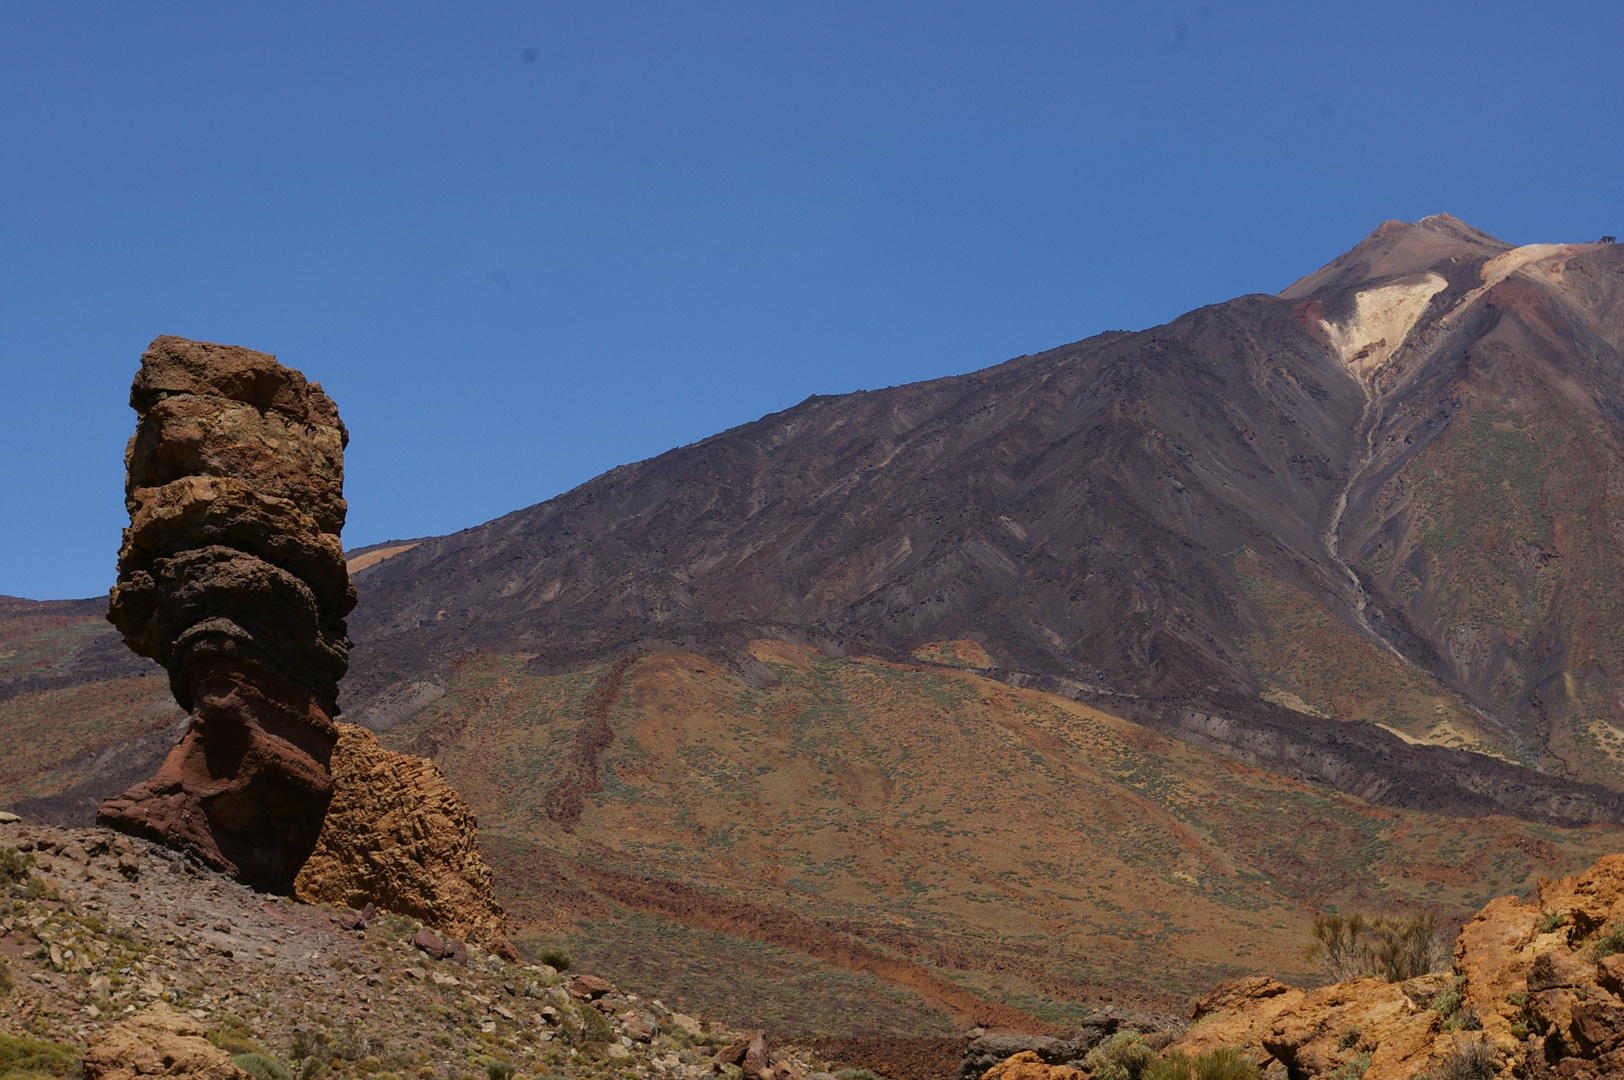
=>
[0,811,20,823]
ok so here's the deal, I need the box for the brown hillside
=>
[367,644,1623,1034]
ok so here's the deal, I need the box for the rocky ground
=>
[0,818,858,1080]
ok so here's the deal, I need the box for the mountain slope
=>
[377,644,1623,1028]
[339,216,1624,805]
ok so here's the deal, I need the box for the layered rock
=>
[294,724,512,956]
[1161,854,1624,1079]
[98,336,354,892]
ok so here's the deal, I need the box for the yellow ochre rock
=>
[1162,852,1624,1079]
[294,723,513,958]
[83,1005,250,1080]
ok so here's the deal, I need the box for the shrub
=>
[1190,1049,1259,1080]
[485,1063,516,1080]
[833,1072,881,1080]
[536,946,571,971]
[1328,1052,1371,1080]
[1309,911,1444,982]
[1427,1040,1494,1080]
[1537,911,1567,934]
[1142,1048,1257,1080]
[210,1021,264,1057]
[0,848,34,883]
[1143,1052,1193,1080]
[1309,914,1371,981]
[1368,913,1441,982]
[1086,1032,1157,1080]
[0,1033,80,1078]
[1592,922,1624,959]
[234,1054,295,1080]
[577,1005,615,1048]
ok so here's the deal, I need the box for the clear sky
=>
[3,2,1620,600]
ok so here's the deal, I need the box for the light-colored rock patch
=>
[1320,273,1448,377]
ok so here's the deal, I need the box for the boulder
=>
[293,724,511,957]
[957,1036,1070,1080]
[977,1052,1083,1080]
[83,1005,250,1080]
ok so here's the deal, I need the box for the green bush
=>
[577,1005,615,1048]
[234,1054,294,1080]
[1143,1048,1258,1080]
[1328,1052,1371,1080]
[484,1063,516,1080]
[1143,1052,1193,1080]
[536,946,571,971]
[0,848,34,884]
[1086,1032,1157,1080]
[1592,922,1624,959]
[0,1033,80,1078]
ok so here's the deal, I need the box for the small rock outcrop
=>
[294,724,512,957]
[83,1005,250,1080]
[1163,853,1624,1079]
[98,337,354,893]
[958,1009,1184,1080]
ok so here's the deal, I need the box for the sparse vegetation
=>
[1143,1048,1259,1080]
[0,847,34,883]
[210,1019,265,1056]
[1329,1052,1372,1080]
[234,1053,295,1080]
[1424,1040,1495,1080]
[832,1070,881,1080]
[1591,922,1624,959]
[1537,911,1567,933]
[1086,1031,1158,1080]
[484,1062,516,1080]
[1429,976,1481,1032]
[0,1033,81,1078]
[536,945,571,971]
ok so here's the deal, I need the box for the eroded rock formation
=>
[294,724,512,956]
[98,336,354,892]
[1162,854,1624,1079]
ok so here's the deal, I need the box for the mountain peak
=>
[1281,213,1511,301]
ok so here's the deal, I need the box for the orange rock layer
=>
[294,724,512,957]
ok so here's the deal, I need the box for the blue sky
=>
[3,2,1621,600]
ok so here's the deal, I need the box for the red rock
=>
[569,974,613,999]
[414,929,446,958]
